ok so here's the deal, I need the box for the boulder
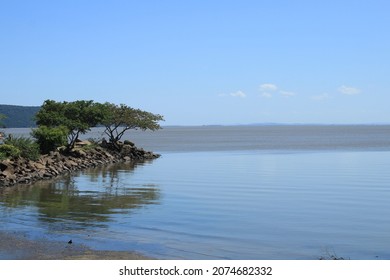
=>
[1,170,16,181]
[75,140,92,147]
[124,140,135,146]
[64,160,78,169]
[121,144,135,156]
[72,149,87,158]
[0,160,13,172]
[33,162,46,170]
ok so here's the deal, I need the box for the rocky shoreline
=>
[0,141,159,188]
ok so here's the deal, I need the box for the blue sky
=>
[1,0,389,125]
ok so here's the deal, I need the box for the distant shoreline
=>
[3,123,390,131]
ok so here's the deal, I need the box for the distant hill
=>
[0,105,40,128]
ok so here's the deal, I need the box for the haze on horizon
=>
[1,1,389,126]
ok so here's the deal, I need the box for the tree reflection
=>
[0,161,160,230]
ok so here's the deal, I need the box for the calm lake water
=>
[1,125,390,259]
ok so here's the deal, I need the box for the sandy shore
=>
[0,231,153,260]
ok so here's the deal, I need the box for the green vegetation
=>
[0,99,164,160]
[3,135,40,161]
[0,113,6,128]
[0,144,21,160]
[0,135,40,160]
[100,103,164,150]
[35,100,105,150]
[0,134,41,161]
[31,125,68,154]
[0,105,40,128]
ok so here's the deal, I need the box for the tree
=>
[35,100,104,150]
[100,103,164,148]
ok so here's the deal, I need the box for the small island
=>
[0,100,164,188]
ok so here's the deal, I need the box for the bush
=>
[0,144,21,159]
[31,125,68,154]
[3,135,40,161]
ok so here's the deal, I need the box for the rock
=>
[67,160,78,167]
[50,151,62,161]
[48,166,59,175]
[73,149,87,158]
[2,170,16,181]
[33,163,46,170]
[121,144,135,156]
[0,143,159,188]
[0,160,13,172]
[124,140,135,146]
[43,172,53,178]
[37,170,46,178]
[17,177,31,184]
[74,140,91,147]
[57,146,67,153]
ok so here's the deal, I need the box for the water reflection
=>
[0,161,161,230]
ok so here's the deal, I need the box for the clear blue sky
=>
[1,0,389,125]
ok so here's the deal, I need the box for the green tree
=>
[100,103,164,148]
[35,100,104,150]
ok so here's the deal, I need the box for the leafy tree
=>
[33,100,163,152]
[35,100,104,150]
[100,103,164,148]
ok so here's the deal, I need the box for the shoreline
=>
[0,142,160,260]
[0,231,154,260]
[0,141,159,188]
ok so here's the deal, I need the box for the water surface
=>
[1,125,390,259]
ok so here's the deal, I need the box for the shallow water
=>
[1,125,390,259]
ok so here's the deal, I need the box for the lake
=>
[1,125,390,259]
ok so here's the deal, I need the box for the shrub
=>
[4,135,40,161]
[31,125,68,154]
[0,144,21,159]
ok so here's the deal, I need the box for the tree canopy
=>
[100,103,164,147]
[35,100,105,149]
[33,100,164,152]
